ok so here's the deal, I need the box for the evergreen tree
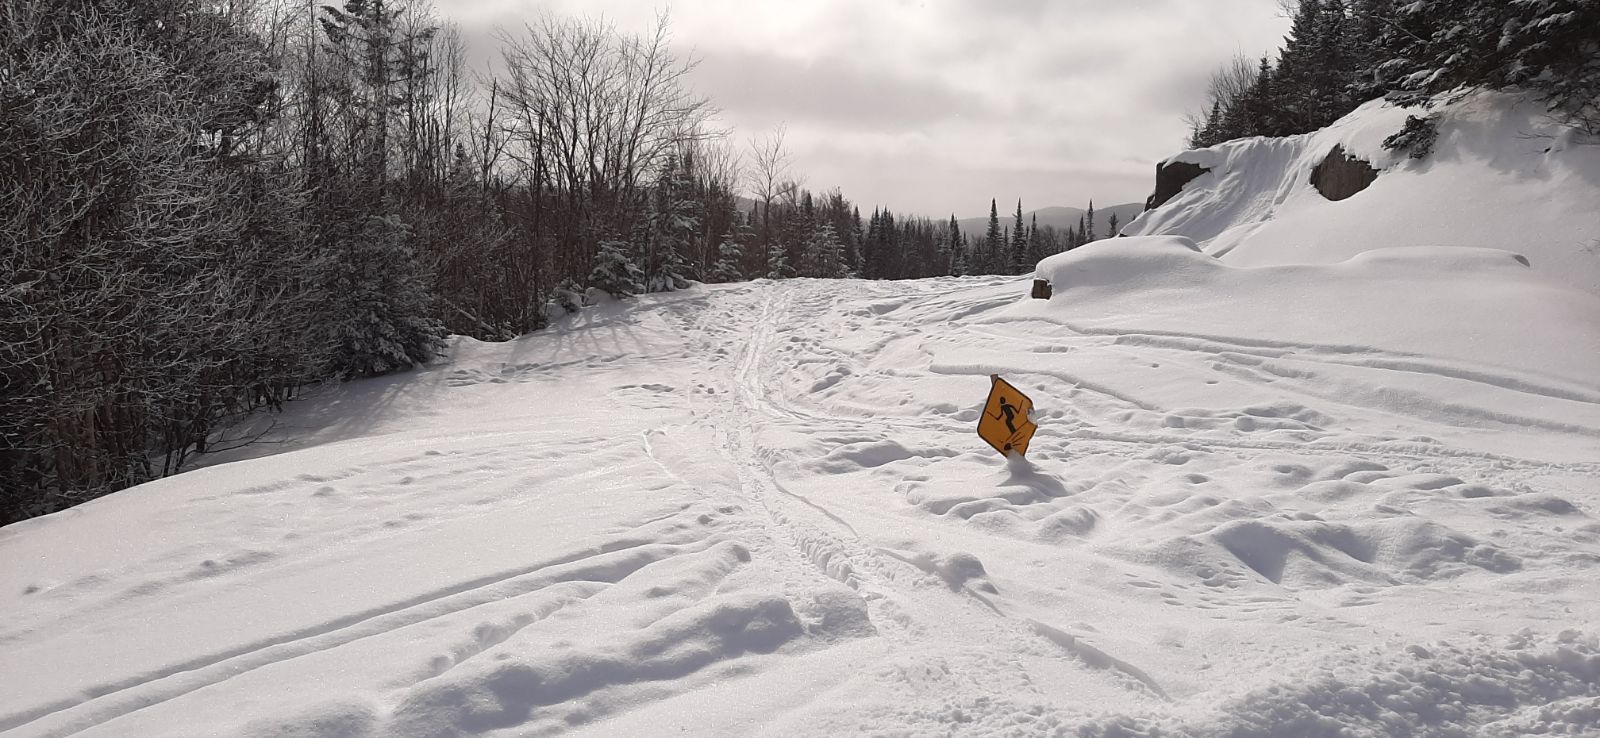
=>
[983,199,1003,275]
[643,154,695,292]
[709,231,744,283]
[1084,201,1096,243]
[1240,57,1278,137]
[1348,0,1395,98]
[589,238,645,297]
[803,223,847,278]
[1107,211,1121,239]
[1010,200,1029,273]
[1306,0,1355,128]
[765,244,792,279]
[1273,0,1325,134]
[325,215,445,377]
[1025,213,1047,266]
[847,206,865,275]
[948,215,968,276]
[1378,0,1600,132]
[1196,100,1225,147]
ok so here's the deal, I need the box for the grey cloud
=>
[689,48,981,130]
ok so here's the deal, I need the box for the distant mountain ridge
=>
[955,202,1145,239]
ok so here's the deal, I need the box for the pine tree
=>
[948,215,968,276]
[1306,0,1355,129]
[766,229,793,278]
[1010,200,1029,273]
[1026,213,1047,266]
[983,199,1003,275]
[847,206,865,275]
[1274,0,1325,134]
[643,154,696,292]
[1349,0,1395,98]
[1107,211,1121,239]
[1377,0,1600,132]
[709,231,744,283]
[589,238,645,297]
[325,215,445,377]
[318,0,437,198]
[1084,200,1096,243]
[1240,57,1278,137]
[1195,99,1225,147]
[934,219,955,277]
[803,223,847,278]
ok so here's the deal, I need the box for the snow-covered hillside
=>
[1124,91,1600,297]
[4,92,1600,737]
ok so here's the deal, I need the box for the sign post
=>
[977,375,1037,457]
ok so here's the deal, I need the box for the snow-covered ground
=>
[4,93,1600,737]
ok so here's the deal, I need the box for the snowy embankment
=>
[1123,91,1600,297]
[3,93,1600,736]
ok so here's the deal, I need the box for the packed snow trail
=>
[3,266,1600,737]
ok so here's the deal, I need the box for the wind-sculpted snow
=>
[4,197,1600,734]
[1123,91,1600,298]
[0,268,1593,729]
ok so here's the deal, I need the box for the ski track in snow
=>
[3,272,1600,737]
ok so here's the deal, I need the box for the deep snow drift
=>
[1123,91,1600,297]
[3,93,1600,737]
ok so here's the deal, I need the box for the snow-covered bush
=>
[1382,114,1440,159]
[588,240,645,298]
[325,215,446,378]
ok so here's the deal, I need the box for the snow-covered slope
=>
[1124,91,1600,296]
[5,91,1600,737]
[4,265,1599,736]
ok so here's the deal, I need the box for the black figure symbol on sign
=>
[999,398,1019,434]
[978,375,1037,457]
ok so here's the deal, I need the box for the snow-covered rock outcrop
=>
[1124,91,1600,297]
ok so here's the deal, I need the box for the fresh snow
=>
[4,93,1600,737]
[1124,91,1600,297]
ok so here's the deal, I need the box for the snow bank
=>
[1029,236,1600,390]
[1124,91,1600,297]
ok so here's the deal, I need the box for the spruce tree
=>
[1196,100,1225,147]
[984,199,1003,275]
[709,231,744,283]
[1377,0,1600,132]
[643,154,695,292]
[804,223,847,278]
[1274,0,1325,134]
[325,215,445,377]
[589,239,645,297]
[1026,213,1047,266]
[765,242,792,279]
[948,216,967,276]
[1010,200,1028,273]
[846,206,865,275]
[1349,0,1395,98]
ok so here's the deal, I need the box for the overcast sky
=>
[437,0,1290,219]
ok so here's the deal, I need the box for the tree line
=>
[0,0,1123,521]
[1188,0,1600,152]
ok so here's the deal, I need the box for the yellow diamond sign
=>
[978,374,1036,457]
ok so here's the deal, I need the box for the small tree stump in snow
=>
[1031,279,1053,299]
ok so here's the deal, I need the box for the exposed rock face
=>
[1310,145,1379,201]
[1144,160,1209,212]
[1031,279,1052,299]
